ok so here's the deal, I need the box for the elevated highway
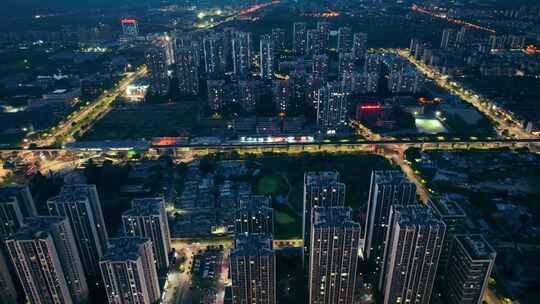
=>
[1,138,539,160]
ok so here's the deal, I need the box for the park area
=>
[81,102,199,140]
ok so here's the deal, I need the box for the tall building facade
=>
[234,196,273,236]
[232,32,253,78]
[271,28,286,53]
[312,54,329,79]
[316,81,348,132]
[176,46,200,95]
[203,33,226,77]
[293,22,307,55]
[230,235,276,304]
[100,237,161,304]
[316,22,330,51]
[0,185,37,219]
[309,207,360,304]
[338,52,355,78]
[364,171,416,280]
[5,217,89,304]
[272,79,291,112]
[122,197,171,273]
[260,34,275,80]
[429,198,467,279]
[307,29,323,55]
[443,234,496,304]
[0,249,17,304]
[302,171,346,265]
[352,33,368,61]
[441,28,454,49]
[207,79,226,111]
[146,45,169,95]
[382,205,445,304]
[238,80,260,112]
[47,184,109,277]
[337,27,353,53]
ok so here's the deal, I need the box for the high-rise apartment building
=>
[100,237,161,304]
[443,234,496,304]
[0,185,37,220]
[146,45,169,95]
[312,54,329,79]
[293,22,307,55]
[337,27,353,53]
[309,206,360,304]
[429,197,467,279]
[0,249,17,304]
[381,205,445,304]
[207,79,226,111]
[238,80,261,112]
[5,217,89,304]
[234,195,273,236]
[352,33,368,61]
[441,28,454,49]
[307,29,323,55]
[122,197,171,273]
[260,34,275,80]
[176,46,200,95]
[338,52,355,78]
[271,28,286,53]
[364,171,416,281]
[230,235,276,304]
[203,33,226,77]
[272,79,291,112]
[302,171,346,265]
[316,22,331,51]
[316,81,348,132]
[47,184,109,277]
[232,32,253,78]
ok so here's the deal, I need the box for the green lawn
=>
[256,174,289,196]
[275,209,296,225]
[274,207,302,239]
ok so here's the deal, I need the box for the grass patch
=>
[274,206,302,239]
[275,210,296,225]
[256,174,289,196]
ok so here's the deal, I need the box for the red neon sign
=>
[360,105,382,110]
[121,19,137,25]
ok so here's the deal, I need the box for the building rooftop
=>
[123,197,164,217]
[232,234,273,257]
[372,170,412,185]
[313,206,359,228]
[9,216,66,241]
[48,184,96,203]
[305,171,340,185]
[430,197,466,218]
[456,234,496,261]
[238,195,271,209]
[102,237,150,262]
[0,185,29,202]
[394,205,443,227]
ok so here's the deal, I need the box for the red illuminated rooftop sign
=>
[360,104,382,110]
[121,19,137,25]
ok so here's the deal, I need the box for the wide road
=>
[29,66,147,147]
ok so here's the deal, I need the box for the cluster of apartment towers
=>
[228,170,496,304]
[0,169,496,304]
[0,185,169,304]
